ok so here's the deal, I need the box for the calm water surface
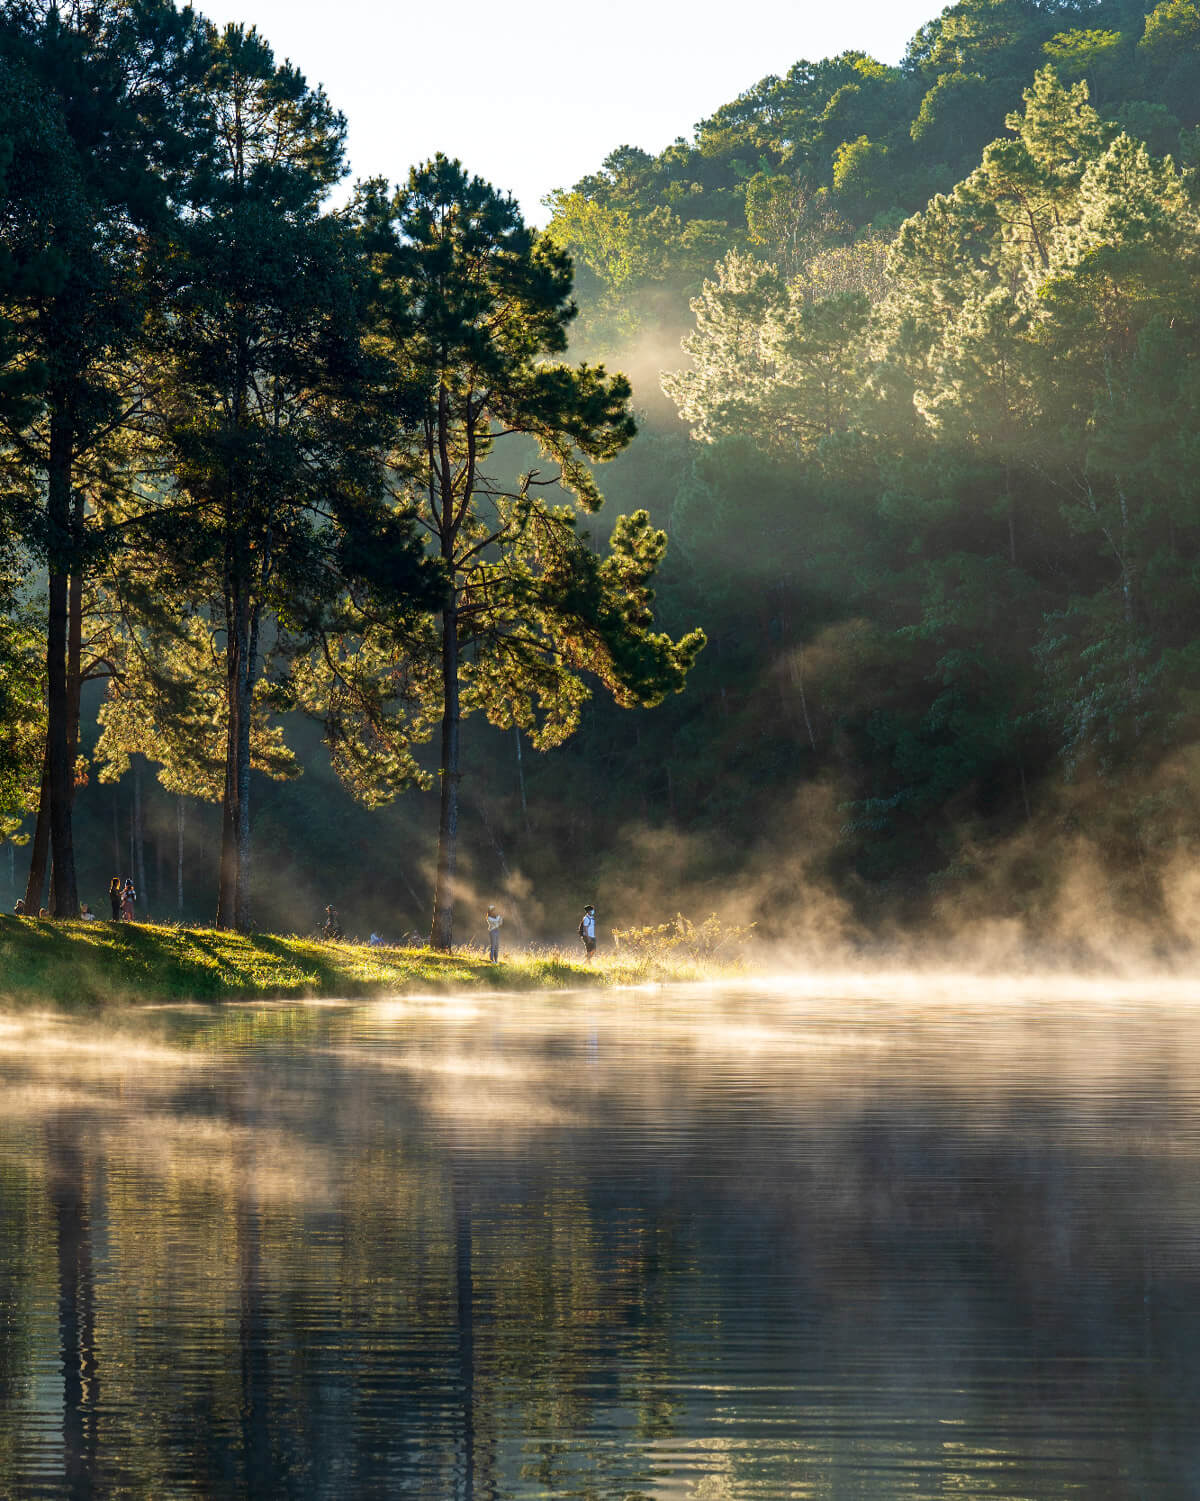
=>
[1,978,1198,1498]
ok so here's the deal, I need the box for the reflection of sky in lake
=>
[1,979,1199,1497]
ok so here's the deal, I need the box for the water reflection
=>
[0,983,1198,1496]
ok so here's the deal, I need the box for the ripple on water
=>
[0,982,1199,1497]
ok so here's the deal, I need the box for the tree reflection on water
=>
[0,984,1198,1498]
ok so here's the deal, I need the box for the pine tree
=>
[369,157,704,950]
[0,0,210,916]
[147,25,428,931]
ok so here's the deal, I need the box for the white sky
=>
[191,0,945,224]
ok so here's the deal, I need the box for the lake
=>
[1,976,1198,1498]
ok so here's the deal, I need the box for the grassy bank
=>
[0,914,717,1009]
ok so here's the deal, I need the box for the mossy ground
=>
[0,914,714,1009]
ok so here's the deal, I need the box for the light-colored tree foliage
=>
[369,157,704,949]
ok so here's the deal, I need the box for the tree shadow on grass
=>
[252,935,481,996]
[0,917,605,1008]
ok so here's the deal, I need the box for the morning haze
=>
[2,0,1200,1492]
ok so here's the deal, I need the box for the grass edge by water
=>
[0,914,726,1010]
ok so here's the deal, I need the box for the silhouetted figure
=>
[121,879,136,923]
[578,904,596,962]
[108,877,122,921]
[13,898,25,915]
[486,905,503,962]
[322,905,342,940]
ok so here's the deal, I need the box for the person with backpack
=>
[120,878,136,922]
[578,904,596,962]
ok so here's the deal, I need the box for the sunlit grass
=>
[0,915,727,1009]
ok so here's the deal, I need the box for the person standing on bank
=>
[109,876,122,921]
[578,904,596,963]
[121,878,136,922]
[486,905,503,962]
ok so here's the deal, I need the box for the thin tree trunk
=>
[514,726,528,833]
[133,758,148,920]
[46,412,78,918]
[430,591,461,951]
[111,788,120,875]
[23,749,51,914]
[791,649,818,751]
[177,796,185,919]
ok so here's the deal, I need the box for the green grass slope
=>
[0,915,712,1009]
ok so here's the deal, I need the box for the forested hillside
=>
[539,0,1200,948]
[4,0,1200,952]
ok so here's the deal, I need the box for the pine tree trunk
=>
[23,749,51,914]
[66,489,84,786]
[235,601,259,933]
[217,559,256,933]
[217,703,238,929]
[46,413,78,919]
[429,592,460,951]
[216,538,245,929]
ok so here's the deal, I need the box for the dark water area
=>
[1,978,1199,1498]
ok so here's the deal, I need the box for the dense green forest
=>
[4,0,1200,953]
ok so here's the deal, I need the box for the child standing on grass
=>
[109,876,122,921]
[121,878,136,922]
[486,905,503,962]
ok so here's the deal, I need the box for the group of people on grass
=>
[12,877,134,921]
[321,900,599,964]
[483,901,596,964]
[107,877,136,921]
[12,880,597,958]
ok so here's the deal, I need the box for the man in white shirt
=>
[578,904,596,962]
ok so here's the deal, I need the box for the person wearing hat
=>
[578,903,596,962]
[486,904,503,962]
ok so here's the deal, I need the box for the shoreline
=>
[0,914,719,1010]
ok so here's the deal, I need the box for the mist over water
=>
[1,979,1198,1497]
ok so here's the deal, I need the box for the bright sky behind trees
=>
[192,0,943,222]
